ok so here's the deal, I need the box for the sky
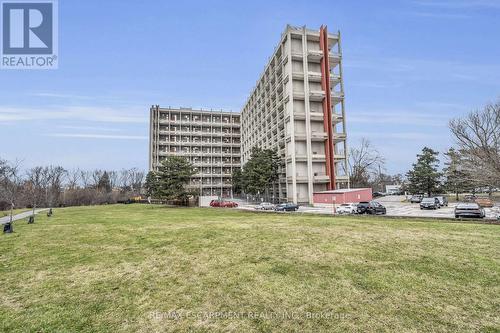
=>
[1,0,499,174]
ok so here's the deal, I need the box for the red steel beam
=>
[319,26,336,190]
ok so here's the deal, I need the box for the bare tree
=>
[107,170,119,190]
[348,138,385,188]
[449,101,500,189]
[66,169,80,189]
[0,159,23,223]
[26,166,45,216]
[129,168,145,193]
[80,170,92,188]
[119,169,132,191]
[91,170,104,189]
[46,166,66,207]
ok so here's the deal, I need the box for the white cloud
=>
[412,12,470,19]
[58,125,123,132]
[348,110,452,127]
[412,0,500,9]
[344,57,500,85]
[350,131,442,141]
[30,92,94,100]
[0,106,148,124]
[46,133,148,140]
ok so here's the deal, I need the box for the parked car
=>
[435,196,448,207]
[475,197,494,208]
[464,194,477,202]
[454,203,485,218]
[365,201,387,215]
[274,203,299,212]
[356,201,370,214]
[255,202,275,210]
[358,201,386,215]
[410,195,424,203]
[373,192,385,198]
[420,197,440,210]
[210,200,238,208]
[336,203,358,214]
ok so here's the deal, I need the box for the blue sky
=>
[1,0,499,174]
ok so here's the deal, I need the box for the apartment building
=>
[149,106,241,197]
[241,25,349,204]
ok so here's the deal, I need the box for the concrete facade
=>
[241,25,349,204]
[149,106,241,197]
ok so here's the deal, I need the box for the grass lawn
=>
[0,205,499,332]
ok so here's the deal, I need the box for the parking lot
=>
[236,195,500,220]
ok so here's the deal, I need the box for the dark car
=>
[410,195,424,203]
[274,203,299,212]
[356,201,370,214]
[454,203,485,218]
[358,201,386,215]
[373,192,385,198]
[420,197,440,210]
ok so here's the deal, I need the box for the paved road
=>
[0,209,49,225]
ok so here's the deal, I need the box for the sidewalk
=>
[0,209,49,225]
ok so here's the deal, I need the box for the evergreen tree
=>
[155,156,194,201]
[231,169,244,195]
[405,147,442,196]
[240,148,279,199]
[97,171,112,193]
[144,171,159,197]
[443,148,473,200]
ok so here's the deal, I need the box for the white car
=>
[336,203,358,214]
[255,202,275,210]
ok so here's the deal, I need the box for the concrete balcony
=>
[334,153,346,160]
[310,112,324,121]
[309,90,325,102]
[289,89,304,100]
[329,52,342,64]
[311,154,326,161]
[331,91,344,103]
[311,132,328,141]
[307,49,323,63]
[308,71,322,82]
[314,174,330,183]
[292,71,305,80]
[332,113,343,124]
[330,73,341,85]
[332,133,347,143]
[287,175,309,183]
[293,112,306,120]
[335,175,350,183]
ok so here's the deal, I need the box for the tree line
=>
[405,101,499,198]
[0,160,145,214]
[349,101,500,198]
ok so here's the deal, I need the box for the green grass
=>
[1,205,499,332]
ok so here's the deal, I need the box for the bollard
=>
[3,222,13,233]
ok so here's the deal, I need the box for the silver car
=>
[255,202,275,210]
[454,203,485,218]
